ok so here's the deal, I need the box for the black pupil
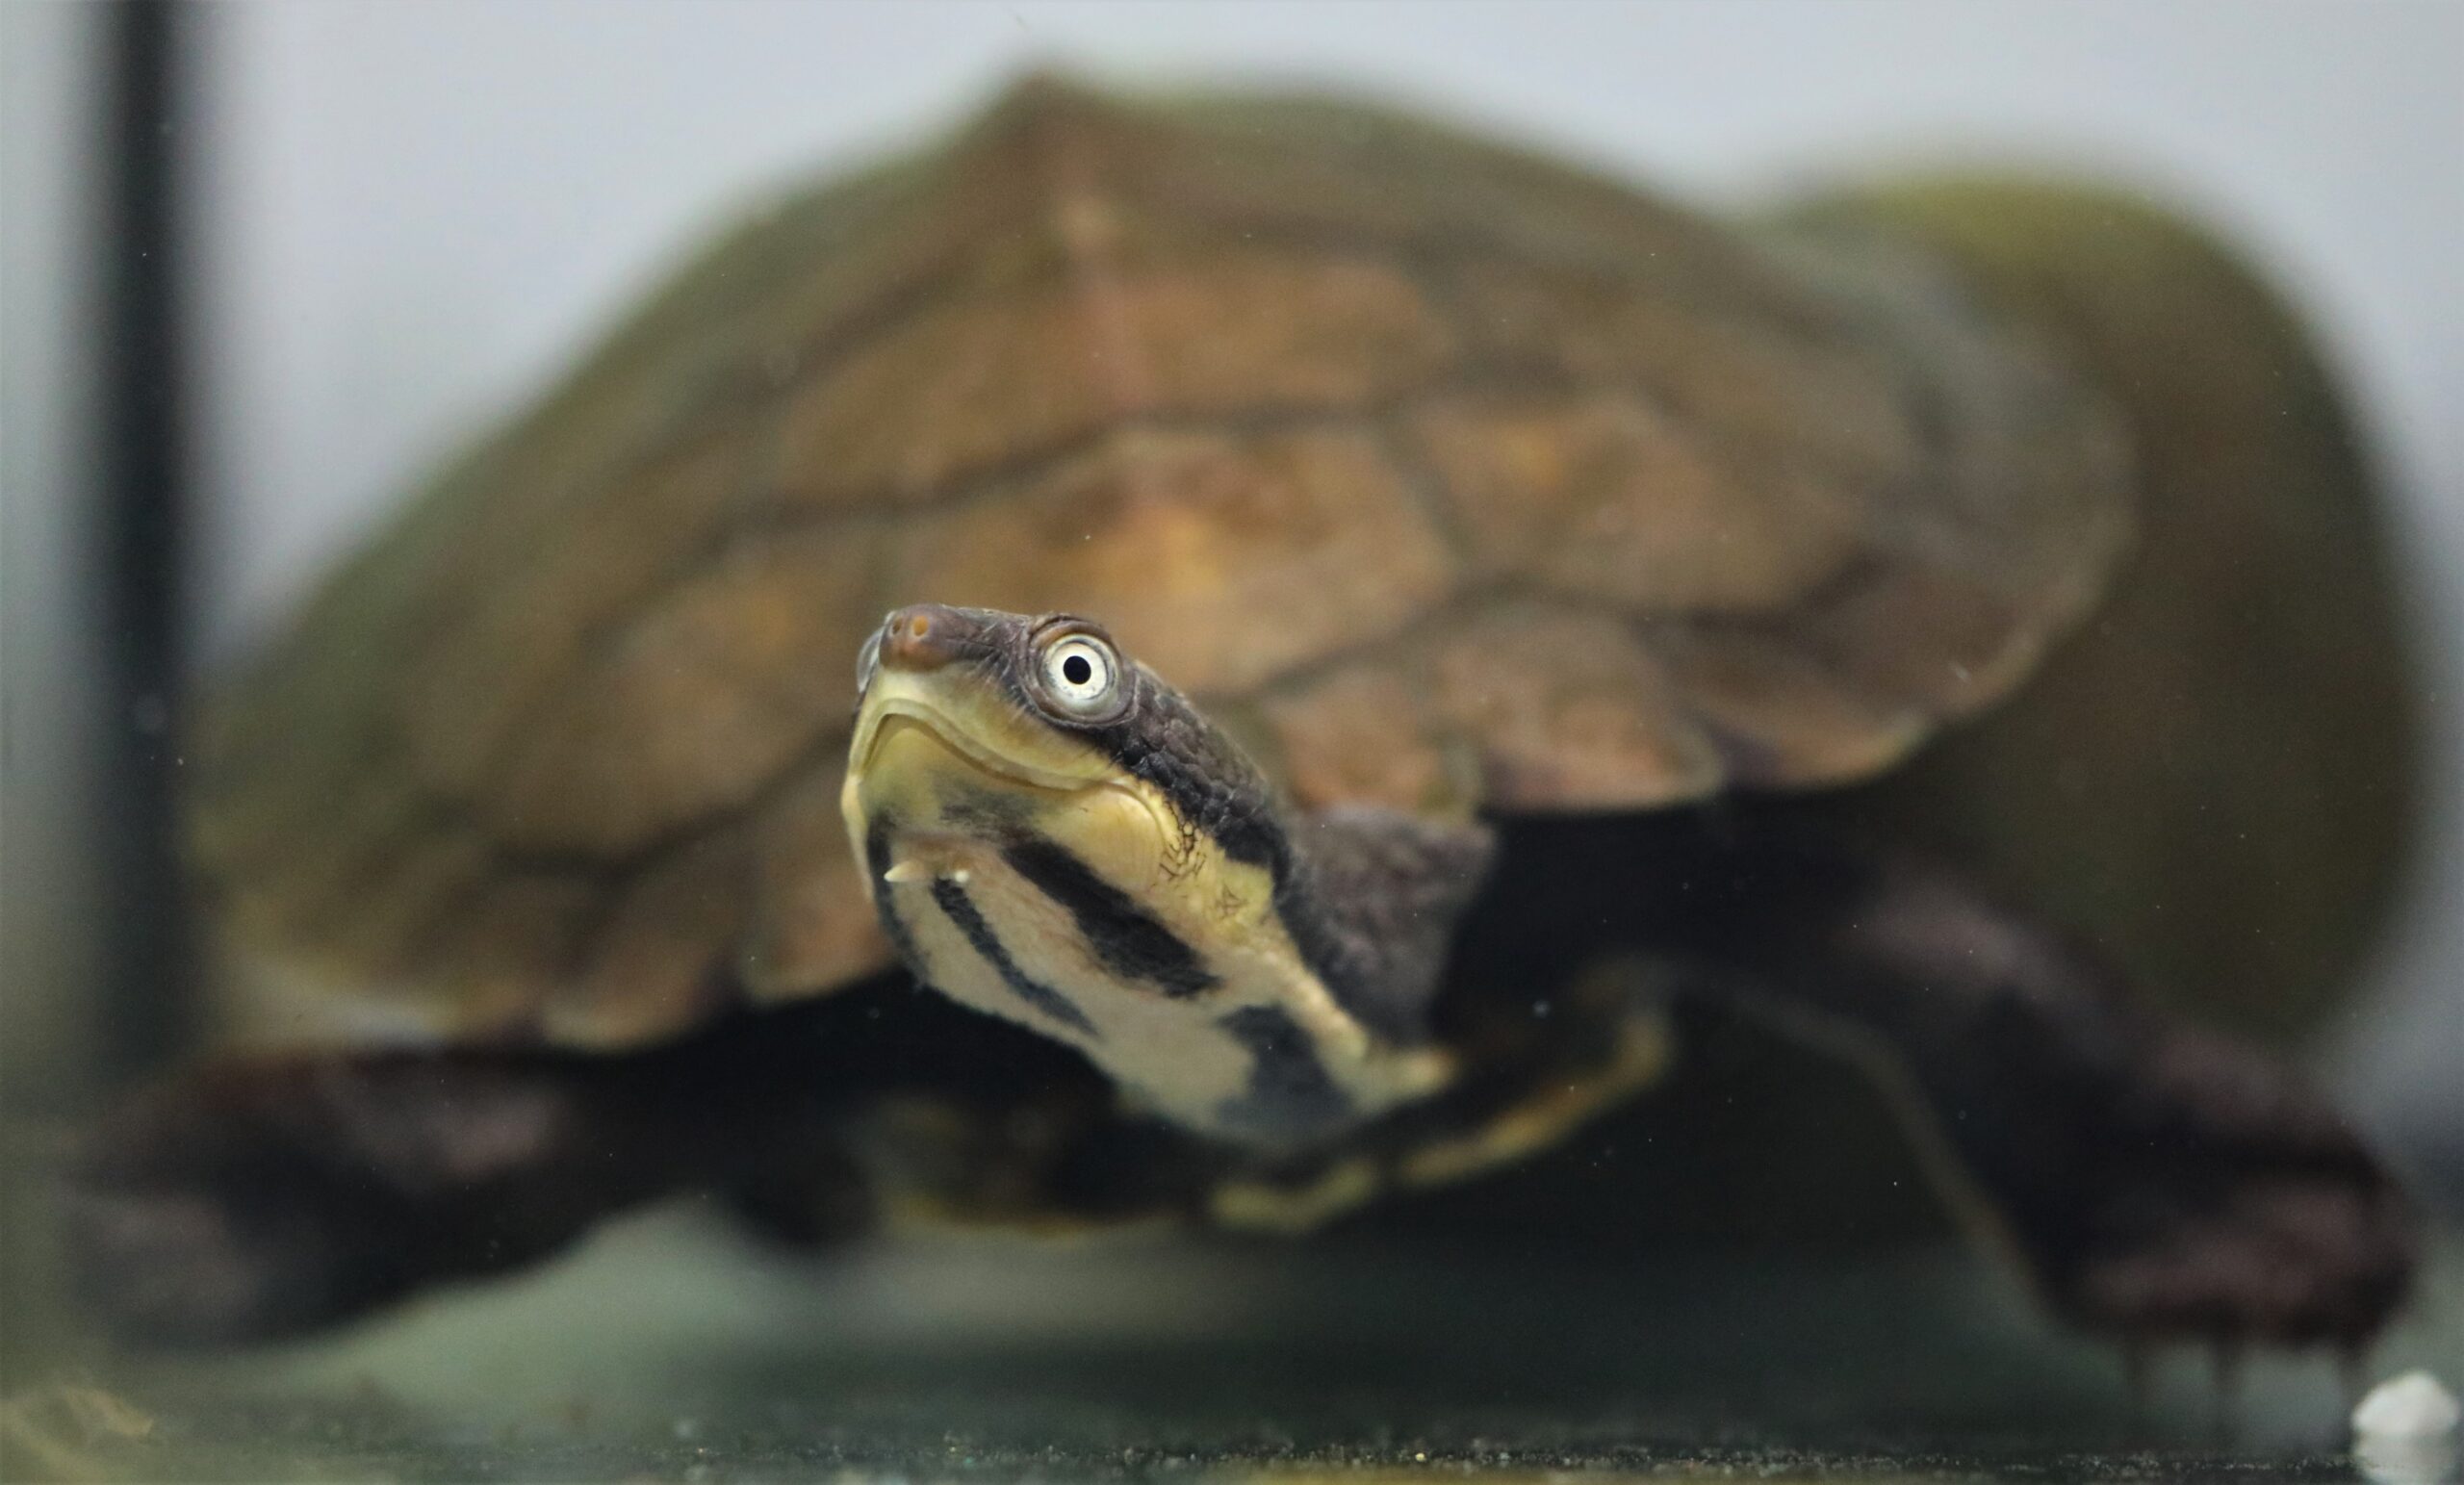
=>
[1062,653,1093,686]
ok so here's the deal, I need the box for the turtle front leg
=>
[1614,813,2421,1352]
[62,1048,706,1344]
[60,1018,880,1346]
[1480,811,2421,1352]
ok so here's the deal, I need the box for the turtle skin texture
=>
[63,78,2419,1356]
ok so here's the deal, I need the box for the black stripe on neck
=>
[863,819,925,970]
[927,877,1101,1039]
[1215,1005,1351,1140]
[1001,838,1218,998]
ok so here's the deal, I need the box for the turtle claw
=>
[61,1153,361,1346]
[58,1076,400,1347]
[59,1050,702,1345]
[2047,1143,2416,1355]
[2207,1338,2246,1444]
[2000,1021,2421,1355]
[2339,1344,2374,1413]
[2118,1340,2155,1427]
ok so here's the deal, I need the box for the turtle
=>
[64,75,2420,1359]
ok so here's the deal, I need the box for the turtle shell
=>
[192,77,2132,1051]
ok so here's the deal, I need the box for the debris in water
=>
[2353,1370,2459,1485]
[2358,1371,2461,1439]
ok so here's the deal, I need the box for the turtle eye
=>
[1038,633,1120,718]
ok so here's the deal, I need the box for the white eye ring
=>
[1039,634,1119,717]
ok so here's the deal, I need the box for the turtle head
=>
[839,604,1450,1145]
[847,604,1143,803]
[839,605,1280,1120]
[843,603,1279,873]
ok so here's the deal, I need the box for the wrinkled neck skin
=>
[841,625,1450,1149]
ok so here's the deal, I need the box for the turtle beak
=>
[876,603,984,674]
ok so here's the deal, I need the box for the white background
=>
[7,2,2459,1165]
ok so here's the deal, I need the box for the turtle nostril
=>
[880,604,965,672]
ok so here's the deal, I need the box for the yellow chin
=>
[840,669,1178,897]
[847,669,1115,795]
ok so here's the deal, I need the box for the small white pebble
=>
[2354,1370,2460,1439]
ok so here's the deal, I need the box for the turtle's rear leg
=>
[61,1024,878,1346]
